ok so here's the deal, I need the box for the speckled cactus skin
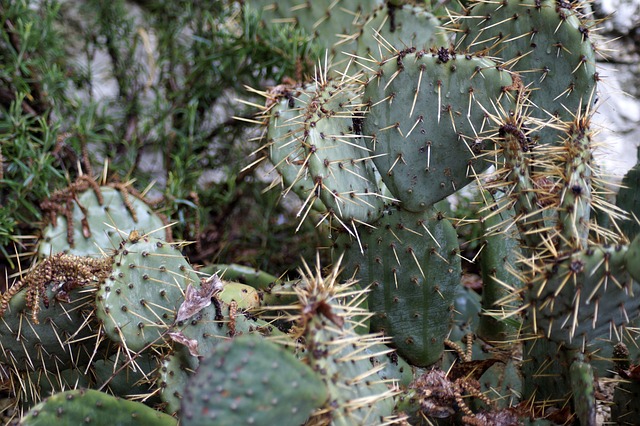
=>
[20,389,176,426]
[180,335,327,426]
[95,234,200,352]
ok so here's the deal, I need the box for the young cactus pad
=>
[20,389,177,426]
[180,334,327,426]
[362,50,514,211]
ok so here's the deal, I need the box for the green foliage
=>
[1,0,326,274]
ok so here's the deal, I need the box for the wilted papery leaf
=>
[176,274,223,323]
[168,331,200,357]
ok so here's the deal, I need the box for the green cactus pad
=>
[357,4,448,61]
[20,388,176,426]
[613,378,640,425]
[38,186,166,258]
[365,342,414,387]
[156,350,192,416]
[528,244,640,348]
[93,351,158,399]
[626,234,640,283]
[180,334,327,426]
[95,235,200,352]
[218,281,261,311]
[556,117,594,250]
[454,0,598,145]
[266,84,326,212]
[570,359,596,426]
[338,206,461,367]
[254,0,383,66]
[21,367,91,407]
[157,300,290,415]
[478,206,522,342]
[520,337,574,415]
[201,263,281,289]
[0,285,98,374]
[282,259,400,424]
[266,79,385,224]
[618,147,640,241]
[362,51,514,211]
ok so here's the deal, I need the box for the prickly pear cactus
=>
[157,298,289,414]
[203,263,281,289]
[266,83,327,213]
[180,335,327,426]
[356,4,448,61]
[95,233,200,352]
[20,389,176,426]
[218,281,261,310]
[477,206,522,342]
[527,244,640,348]
[570,358,596,425]
[362,50,514,211]
[338,206,461,367]
[294,258,400,425]
[39,184,166,258]
[266,78,385,225]
[253,0,383,65]
[616,146,640,240]
[452,0,598,145]
[93,351,159,400]
[0,284,98,376]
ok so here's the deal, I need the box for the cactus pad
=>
[362,50,514,211]
[357,4,447,61]
[338,206,462,366]
[180,334,327,426]
[96,234,200,352]
[20,388,176,426]
[454,0,598,145]
[39,185,166,258]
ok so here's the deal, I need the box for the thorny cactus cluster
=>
[3,0,640,425]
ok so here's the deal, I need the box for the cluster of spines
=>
[289,256,402,425]
[259,64,387,234]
